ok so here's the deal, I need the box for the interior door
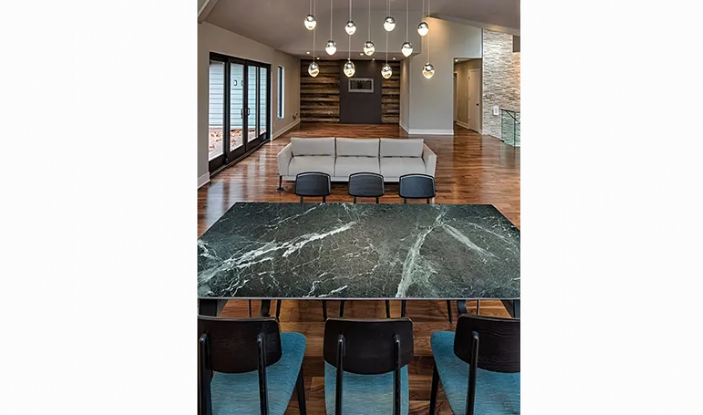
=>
[468,69,481,132]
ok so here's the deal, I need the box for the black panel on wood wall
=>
[339,60,382,124]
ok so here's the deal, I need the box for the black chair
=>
[348,172,384,203]
[295,172,331,203]
[398,173,436,204]
[429,314,520,415]
[323,318,414,415]
[198,316,307,415]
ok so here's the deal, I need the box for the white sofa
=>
[276,137,437,188]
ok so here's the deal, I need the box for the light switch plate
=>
[493,105,500,115]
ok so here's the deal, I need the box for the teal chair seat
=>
[210,332,306,415]
[431,331,520,415]
[324,362,409,415]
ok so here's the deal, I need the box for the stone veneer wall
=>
[482,30,521,140]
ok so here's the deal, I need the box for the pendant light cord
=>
[427,0,431,61]
[368,0,371,39]
[385,0,389,63]
[348,0,352,60]
[406,0,408,39]
[312,0,316,59]
[330,0,333,39]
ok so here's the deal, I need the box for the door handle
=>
[246,108,250,116]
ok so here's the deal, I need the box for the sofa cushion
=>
[380,157,426,178]
[291,137,336,156]
[380,138,424,158]
[288,156,335,176]
[334,157,380,178]
[336,138,380,157]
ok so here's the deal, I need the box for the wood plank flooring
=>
[197,123,520,415]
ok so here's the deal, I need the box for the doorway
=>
[208,53,270,175]
[468,68,481,132]
[453,73,458,122]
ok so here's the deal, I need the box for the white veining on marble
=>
[395,211,446,297]
[442,224,495,257]
[281,222,356,257]
[319,285,349,297]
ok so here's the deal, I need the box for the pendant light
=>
[381,9,392,79]
[383,0,395,32]
[344,1,355,77]
[400,0,413,57]
[345,0,356,35]
[417,0,429,36]
[308,0,320,76]
[363,0,375,55]
[422,0,434,78]
[325,0,336,55]
[304,0,317,30]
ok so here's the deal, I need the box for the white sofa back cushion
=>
[290,137,336,156]
[380,138,424,157]
[336,138,380,157]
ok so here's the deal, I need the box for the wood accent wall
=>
[381,61,400,124]
[300,60,340,123]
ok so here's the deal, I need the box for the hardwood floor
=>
[197,123,520,415]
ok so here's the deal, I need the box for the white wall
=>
[198,22,300,183]
[399,58,410,131]
[405,18,482,134]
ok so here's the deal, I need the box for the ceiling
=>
[203,0,520,55]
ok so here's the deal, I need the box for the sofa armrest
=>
[277,143,293,176]
[422,144,437,177]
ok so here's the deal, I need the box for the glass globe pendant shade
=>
[417,21,429,36]
[422,63,435,79]
[304,14,317,30]
[345,21,357,35]
[381,63,392,79]
[401,42,413,57]
[325,40,337,55]
[308,62,320,77]
[363,41,375,56]
[343,60,356,77]
[383,16,396,31]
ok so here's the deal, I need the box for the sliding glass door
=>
[209,53,270,174]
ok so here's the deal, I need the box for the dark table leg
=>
[501,300,520,318]
[199,299,228,317]
[259,300,272,317]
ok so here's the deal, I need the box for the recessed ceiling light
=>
[393,57,396,60]
[372,58,375,61]
[455,59,458,62]
[307,51,310,54]
[360,53,364,56]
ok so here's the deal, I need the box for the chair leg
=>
[276,300,282,320]
[385,300,391,318]
[401,300,407,317]
[277,176,283,191]
[429,363,439,415]
[353,196,357,204]
[296,366,307,415]
[446,300,453,324]
[476,299,480,316]
[375,197,379,204]
[339,300,345,317]
[299,196,303,203]
[322,196,326,203]
[427,198,430,204]
[403,198,407,204]
[248,300,252,317]
[322,301,327,320]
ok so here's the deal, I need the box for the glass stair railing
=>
[501,109,521,147]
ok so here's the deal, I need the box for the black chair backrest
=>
[323,318,414,374]
[198,316,282,373]
[348,172,385,200]
[454,314,520,373]
[399,174,436,200]
[295,172,331,198]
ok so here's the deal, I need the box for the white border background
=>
[1,1,702,414]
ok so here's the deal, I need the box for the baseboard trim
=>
[399,120,409,134]
[197,172,210,189]
[455,120,471,130]
[406,128,454,136]
[273,119,301,139]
